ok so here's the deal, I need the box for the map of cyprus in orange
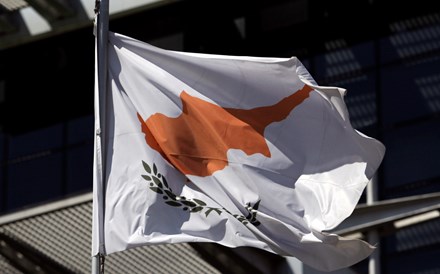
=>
[138,85,314,177]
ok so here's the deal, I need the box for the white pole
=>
[92,255,100,274]
[92,0,109,273]
[367,176,381,274]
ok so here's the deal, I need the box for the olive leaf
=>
[142,161,151,173]
[193,199,207,206]
[166,201,181,207]
[149,187,163,194]
[152,176,163,188]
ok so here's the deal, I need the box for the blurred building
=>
[0,0,439,273]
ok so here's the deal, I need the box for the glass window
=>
[66,115,93,194]
[380,22,440,65]
[383,120,440,192]
[7,153,63,210]
[67,144,93,193]
[381,60,440,127]
[9,124,63,158]
[6,124,64,211]
[383,219,440,273]
[67,115,93,145]
[314,41,375,81]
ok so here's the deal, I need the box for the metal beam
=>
[0,12,18,34]
[332,192,440,236]
[0,193,92,226]
[0,0,28,11]
[25,0,74,22]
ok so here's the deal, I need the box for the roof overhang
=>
[0,0,180,50]
[331,192,440,238]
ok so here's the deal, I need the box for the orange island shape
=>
[138,84,314,177]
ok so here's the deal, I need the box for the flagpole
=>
[93,0,109,273]
[367,175,381,274]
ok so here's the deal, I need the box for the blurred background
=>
[0,0,439,273]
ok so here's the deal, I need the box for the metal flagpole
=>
[367,176,381,274]
[92,0,109,273]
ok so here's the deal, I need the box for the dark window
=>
[66,115,93,193]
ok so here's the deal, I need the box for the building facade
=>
[0,0,440,273]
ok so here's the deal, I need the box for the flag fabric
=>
[92,32,385,271]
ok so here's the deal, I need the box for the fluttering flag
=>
[92,32,385,271]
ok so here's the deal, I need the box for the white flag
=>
[92,32,385,271]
